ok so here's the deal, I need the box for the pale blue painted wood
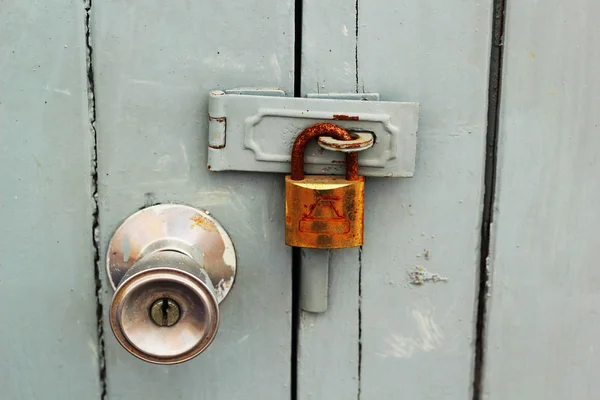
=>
[483,1,600,398]
[92,1,295,398]
[361,1,492,398]
[301,1,493,397]
[0,0,101,398]
[299,1,360,398]
[298,249,360,399]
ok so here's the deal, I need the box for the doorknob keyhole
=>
[150,298,181,327]
[107,205,236,364]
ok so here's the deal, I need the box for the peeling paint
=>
[408,265,448,285]
[215,276,234,302]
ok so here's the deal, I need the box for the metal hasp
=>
[106,204,236,364]
[207,89,419,177]
[206,89,419,314]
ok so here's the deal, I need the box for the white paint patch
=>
[342,24,349,36]
[87,338,98,359]
[127,78,162,86]
[202,54,246,72]
[237,334,250,344]
[179,142,190,172]
[44,85,71,96]
[53,88,71,96]
[380,310,444,358]
[153,154,172,172]
[343,61,353,77]
[196,190,232,206]
[270,54,282,83]
[127,78,195,92]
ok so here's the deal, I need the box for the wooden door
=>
[5,0,598,399]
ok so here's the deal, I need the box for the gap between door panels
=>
[85,0,108,399]
[473,0,507,398]
[290,1,362,400]
[291,0,302,397]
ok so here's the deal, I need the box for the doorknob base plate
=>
[106,204,236,303]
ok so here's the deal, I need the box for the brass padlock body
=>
[285,175,364,248]
[285,123,364,249]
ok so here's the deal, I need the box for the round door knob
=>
[106,204,236,364]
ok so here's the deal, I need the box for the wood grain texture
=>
[299,1,360,398]
[0,0,100,398]
[358,1,492,398]
[92,0,295,398]
[483,1,600,398]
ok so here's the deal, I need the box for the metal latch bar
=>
[207,89,419,178]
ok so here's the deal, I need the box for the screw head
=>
[150,298,181,327]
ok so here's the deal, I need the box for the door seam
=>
[84,0,107,398]
[291,0,304,398]
[472,0,507,398]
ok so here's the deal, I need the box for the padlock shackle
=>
[291,123,360,181]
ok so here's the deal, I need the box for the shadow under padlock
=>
[106,204,237,364]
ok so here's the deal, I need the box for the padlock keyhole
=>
[150,298,181,327]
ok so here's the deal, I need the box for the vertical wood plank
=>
[92,1,295,398]
[358,1,492,398]
[0,0,100,398]
[483,1,600,398]
[300,1,493,398]
[299,1,360,398]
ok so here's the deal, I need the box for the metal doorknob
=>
[106,204,236,364]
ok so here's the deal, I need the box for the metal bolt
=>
[150,298,181,327]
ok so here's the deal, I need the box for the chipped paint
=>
[215,276,235,302]
[208,115,226,123]
[219,230,236,268]
[408,265,448,285]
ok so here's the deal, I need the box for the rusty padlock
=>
[285,123,364,248]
